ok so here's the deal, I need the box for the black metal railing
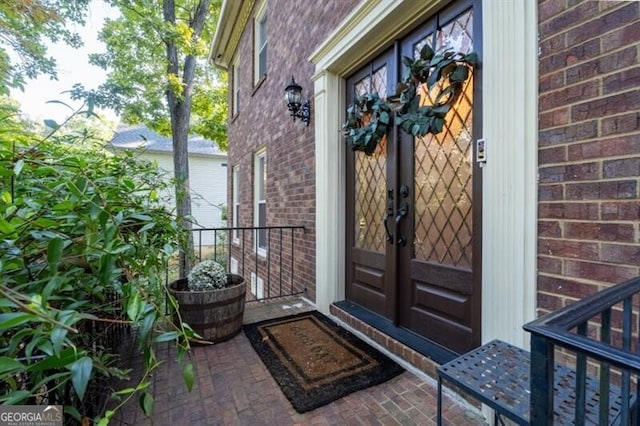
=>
[524,276,640,425]
[190,226,306,302]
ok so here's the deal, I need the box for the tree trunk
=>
[171,106,194,278]
[162,0,212,277]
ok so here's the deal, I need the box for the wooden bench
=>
[437,339,634,425]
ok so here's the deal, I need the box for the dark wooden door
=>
[345,48,397,318]
[346,0,481,355]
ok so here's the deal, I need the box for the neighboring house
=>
[110,124,227,246]
[210,0,639,371]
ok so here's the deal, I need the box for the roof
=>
[209,0,254,69]
[110,124,225,157]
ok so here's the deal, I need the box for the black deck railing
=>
[190,226,306,302]
[524,276,640,425]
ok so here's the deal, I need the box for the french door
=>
[345,0,481,355]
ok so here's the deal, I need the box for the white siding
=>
[143,152,228,246]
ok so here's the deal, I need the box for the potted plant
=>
[168,259,246,343]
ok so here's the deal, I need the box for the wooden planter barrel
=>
[168,274,246,343]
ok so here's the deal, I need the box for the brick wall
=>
[537,0,640,314]
[226,0,359,302]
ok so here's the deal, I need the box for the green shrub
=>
[0,111,193,424]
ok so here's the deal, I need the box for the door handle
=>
[383,212,393,244]
[395,201,409,247]
[395,201,409,224]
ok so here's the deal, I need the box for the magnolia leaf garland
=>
[341,92,391,156]
[342,45,478,156]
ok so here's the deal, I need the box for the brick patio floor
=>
[111,299,488,426]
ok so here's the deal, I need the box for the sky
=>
[10,2,120,123]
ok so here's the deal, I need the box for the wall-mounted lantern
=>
[284,76,310,126]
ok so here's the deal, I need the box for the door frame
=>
[310,0,538,348]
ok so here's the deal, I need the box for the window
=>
[254,149,266,254]
[232,165,240,243]
[232,55,240,116]
[254,1,267,84]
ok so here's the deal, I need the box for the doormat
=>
[243,311,404,413]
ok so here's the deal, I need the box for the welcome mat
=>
[243,311,404,413]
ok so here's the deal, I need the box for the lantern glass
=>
[285,77,303,110]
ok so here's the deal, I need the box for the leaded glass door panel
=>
[345,49,396,317]
[396,3,481,354]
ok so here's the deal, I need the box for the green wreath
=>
[342,45,478,156]
[341,92,391,156]
[395,45,478,137]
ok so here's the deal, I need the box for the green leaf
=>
[139,392,154,416]
[0,218,15,234]
[33,217,59,228]
[50,326,68,356]
[449,65,469,83]
[44,119,60,129]
[68,356,93,400]
[13,159,24,176]
[153,331,181,343]
[29,348,84,372]
[433,117,445,133]
[138,222,156,233]
[0,313,34,331]
[47,237,64,271]
[41,275,62,303]
[432,104,450,116]
[52,200,74,211]
[137,309,155,344]
[45,100,74,111]
[401,55,414,68]
[74,177,88,195]
[99,254,115,284]
[0,390,31,405]
[126,291,143,322]
[97,410,114,426]
[0,357,25,375]
[182,362,195,392]
[65,406,83,421]
[112,387,137,396]
[464,52,479,66]
[123,178,135,190]
[430,54,445,66]
[420,44,434,61]
[434,86,453,105]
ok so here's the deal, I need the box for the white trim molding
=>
[312,70,345,315]
[253,147,267,257]
[480,0,538,348]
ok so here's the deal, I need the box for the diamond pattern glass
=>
[413,9,474,268]
[437,9,473,53]
[371,65,387,96]
[354,77,370,97]
[354,66,388,252]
